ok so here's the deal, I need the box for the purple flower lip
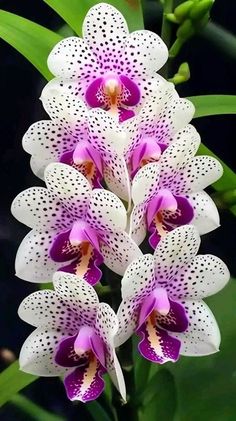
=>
[85,73,141,119]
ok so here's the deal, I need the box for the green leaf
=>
[86,400,112,421]
[198,144,236,192]
[188,95,236,118]
[9,394,65,421]
[140,369,177,421]
[0,361,38,407]
[43,0,144,35]
[0,9,62,80]
[169,280,236,421]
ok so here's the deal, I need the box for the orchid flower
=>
[11,162,141,283]
[116,225,229,363]
[23,81,139,200]
[18,271,126,402]
[23,86,103,184]
[130,125,223,247]
[46,3,168,122]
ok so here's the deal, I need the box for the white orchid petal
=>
[11,187,72,230]
[171,300,221,356]
[132,163,160,205]
[18,289,80,332]
[129,204,147,245]
[115,299,138,347]
[88,109,128,156]
[87,189,127,232]
[188,191,220,235]
[154,225,200,281]
[15,230,59,283]
[95,302,126,401]
[30,156,47,180]
[165,253,229,300]
[82,3,129,68]
[19,327,68,376]
[45,163,91,219]
[159,127,201,187]
[53,271,99,326]
[100,231,142,276]
[23,120,76,169]
[174,156,223,194]
[47,37,100,80]
[121,254,155,300]
[103,160,130,202]
[41,79,88,140]
[124,30,168,77]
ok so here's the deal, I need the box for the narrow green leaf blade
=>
[188,95,236,118]
[0,9,62,80]
[85,400,112,421]
[43,0,144,35]
[0,361,38,407]
[9,394,65,421]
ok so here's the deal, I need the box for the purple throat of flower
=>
[130,138,167,177]
[55,326,107,402]
[85,72,141,122]
[136,287,189,364]
[60,141,103,188]
[49,220,103,285]
[146,190,194,249]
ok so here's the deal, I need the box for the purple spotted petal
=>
[148,195,194,249]
[60,150,100,188]
[137,317,181,364]
[131,137,162,176]
[64,357,106,402]
[119,75,141,106]
[146,190,178,228]
[50,222,100,263]
[59,248,103,286]
[50,229,79,262]
[138,288,170,329]
[163,196,194,226]
[157,300,188,333]
[119,108,135,122]
[85,77,105,108]
[55,335,88,368]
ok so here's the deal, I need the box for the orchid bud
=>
[190,0,214,21]
[174,1,195,22]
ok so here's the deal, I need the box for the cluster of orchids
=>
[12,3,230,404]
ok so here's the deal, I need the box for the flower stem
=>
[160,0,174,78]
[161,0,174,47]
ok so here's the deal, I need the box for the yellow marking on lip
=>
[154,212,168,238]
[146,312,164,358]
[75,243,93,278]
[80,355,99,396]
[73,161,97,187]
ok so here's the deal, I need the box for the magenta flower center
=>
[85,72,141,121]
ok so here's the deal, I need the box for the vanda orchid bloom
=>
[18,271,126,402]
[115,225,230,362]
[23,80,139,200]
[46,3,168,122]
[129,125,223,247]
[11,162,141,283]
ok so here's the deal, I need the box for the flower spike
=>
[116,225,229,363]
[18,271,126,402]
